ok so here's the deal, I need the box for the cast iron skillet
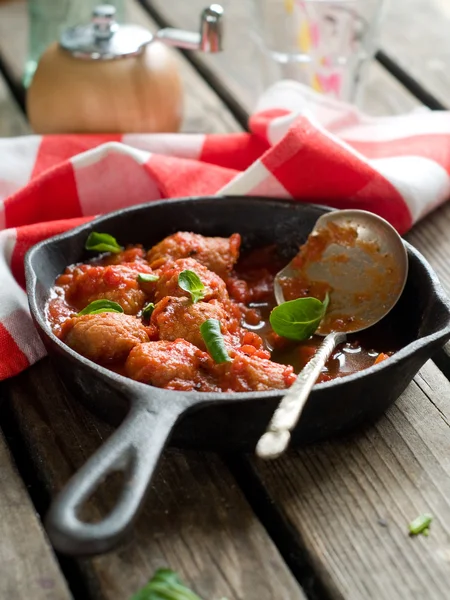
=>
[25,196,450,557]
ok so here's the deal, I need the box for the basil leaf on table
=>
[137,273,159,283]
[408,513,433,536]
[200,318,231,364]
[77,299,124,316]
[269,294,329,341]
[178,270,205,303]
[142,302,155,320]
[130,568,204,600]
[85,232,123,254]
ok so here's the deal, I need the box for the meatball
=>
[99,245,146,266]
[216,352,296,392]
[147,232,241,277]
[60,263,156,315]
[125,339,217,391]
[155,258,228,303]
[62,312,149,364]
[152,297,241,350]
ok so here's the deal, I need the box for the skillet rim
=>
[25,195,450,402]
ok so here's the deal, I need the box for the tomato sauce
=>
[230,246,400,383]
[46,231,401,393]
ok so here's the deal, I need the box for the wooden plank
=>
[6,359,306,600]
[141,0,420,116]
[0,423,72,600]
[406,205,450,363]
[406,205,450,296]
[381,0,450,109]
[357,62,419,116]
[0,0,23,77]
[404,205,450,375]
[0,70,27,136]
[0,0,240,134]
[243,360,450,600]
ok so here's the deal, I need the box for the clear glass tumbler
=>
[24,0,126,87]
[251,0,387,102]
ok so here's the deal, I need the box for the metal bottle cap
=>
[60,3,224,60]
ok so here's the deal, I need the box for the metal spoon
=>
[256,209,408,460]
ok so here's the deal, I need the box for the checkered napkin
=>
[1,80,449,380]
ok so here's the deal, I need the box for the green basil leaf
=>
[269,295,328,341]
[200,319,231,364]
[409,513,433,536]
[142,302,155,320]
[77,299,124,316]
[178,270,205,304]
[85,232,123,254]
[137,273,159,283]
[130,568,204,600]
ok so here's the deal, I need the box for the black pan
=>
[25,196,450,556]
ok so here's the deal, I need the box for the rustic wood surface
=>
[0,422,72,600]
[1,0,450,599]
[407,206,450,295]
[380,0,450,108]
[0,72,27,135]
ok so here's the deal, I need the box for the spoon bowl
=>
[257,209,409,459]
[274,209,409,334]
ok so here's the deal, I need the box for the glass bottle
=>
[24,0,125,87]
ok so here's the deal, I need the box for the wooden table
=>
[1,1,450,598]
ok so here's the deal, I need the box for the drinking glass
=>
[24,0,126,87]
[251,0,387,102]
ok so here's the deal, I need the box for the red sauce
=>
[231,246,400,382]
[46,233,400,393]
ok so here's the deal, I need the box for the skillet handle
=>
[45,402,181,556]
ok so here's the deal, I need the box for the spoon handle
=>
[256,331,347,460]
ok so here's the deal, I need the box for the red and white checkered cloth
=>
[1,80,450,380]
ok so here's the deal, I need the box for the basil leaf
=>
[178,270,205,304]
[409,513,433,536]
[200,319,231,364]
[142,302,155,320]
[138,273,159,283]
[77,299,124,316]
[130,568,204,600]
[269,295,328,341]
[85,232,123,254]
